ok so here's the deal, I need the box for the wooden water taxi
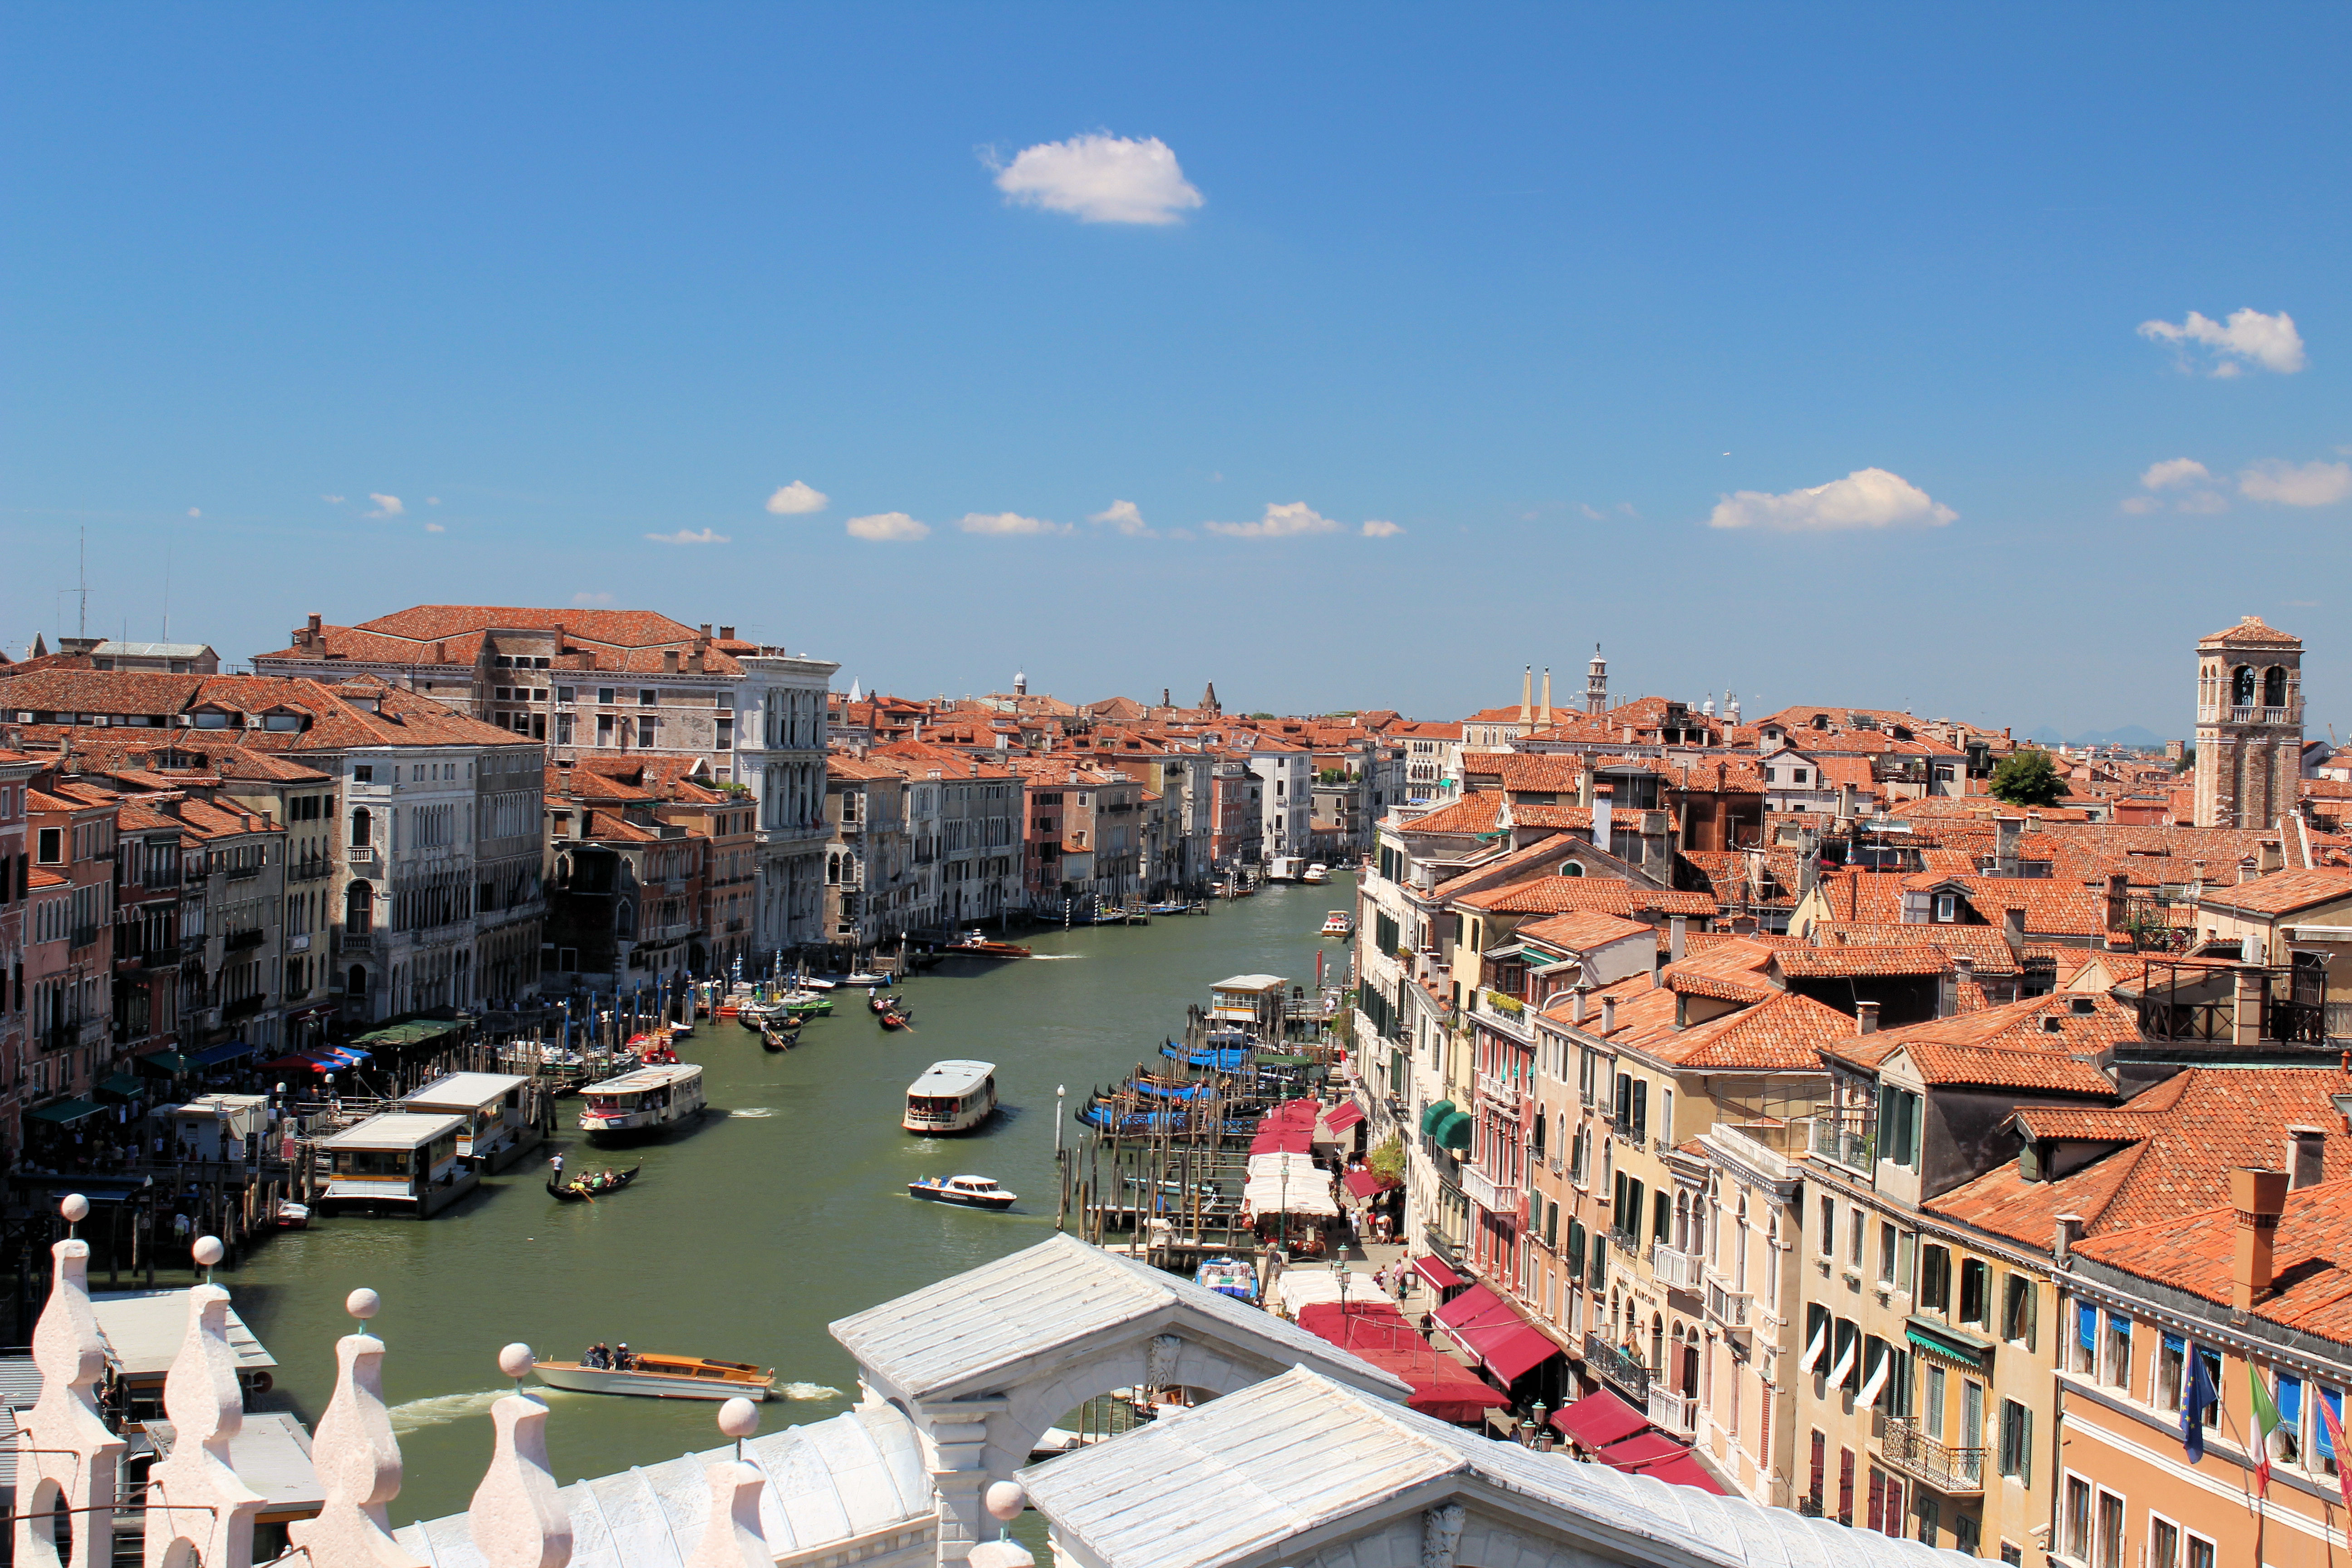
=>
[533,1352,775,1401]
[578,1063,706,1143]
[944,930,1032,959]
[903,1059,998,1134]
[907,1174,1017,1210]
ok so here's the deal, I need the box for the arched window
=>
[344,882,372,934]
[2264,666,2289,707]
[2234,665,2257,705]
[347,964,368,995]
[616,902,636,937]
[350,808,372,847]
[1559,860,1584,877]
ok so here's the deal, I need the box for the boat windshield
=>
[586,1093,637,1113]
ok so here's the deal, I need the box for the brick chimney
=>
[662,650,680,674]
[1856,1000,1880,1035]
[1669,915,1687,964]
[2231,1166,2289,1308]
[2053,1212,2085,1265]
[1601,995,1617,1034]
[305,612,323,650]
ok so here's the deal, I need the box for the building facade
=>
[2195,616,2303,830]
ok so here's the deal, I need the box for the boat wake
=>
[779,1381,843,1400]
[1027,953,1084,960]
[387,1390,505,1433]
[729,1108,777,1118]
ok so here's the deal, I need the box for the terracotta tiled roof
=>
[1810,923,2023,976]
[1509,911,1656,954]
[2197,868,2352,916]
[1510,804,1595,830]
[1397,794,1504,836]
[1812,870,1911,925]
[2071,1174,2352,1342]
[1454,876,1717,919]
[1775,946,1954,980]
[1659,938,1784,1003]
[1648,990,1854,1071]
[1823,992,2132,1093]
[2199,614,2302,647]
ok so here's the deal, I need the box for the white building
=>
[730,653,838,952]
[1246,740,1314,863]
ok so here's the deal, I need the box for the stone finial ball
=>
[984,1480,1027,1523]
[717,1397,760,1441]
[191,1236,225,1267]
[498,1343,535,1379]
[59,1194,89,1224]
[346,1288,381,1321]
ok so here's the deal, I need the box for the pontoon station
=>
[398,1071,542,1173]
[317,1111,478,1218]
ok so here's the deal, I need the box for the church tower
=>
[2194,615,2304,828]
[1586,646,1608,716]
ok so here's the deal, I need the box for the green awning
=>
[27,1099,105,1126]
[95,1073,147,1101]
[1421,1098,1456,1136]
[348,1020,464,1049]
[1906,1314,1996,1367]
[1434,1109,1475,1152]
[137,1052,195,1076]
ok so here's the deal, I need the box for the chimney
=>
[718,626,735,641]
[2053,1213,2085,1265]
[2025,808,2042,836]
[1954,955,1975,988]
[1592,786,1612,853]
[1669,915,1687,964]
[663,650,680,674]
[2260,838,2284,875]
[1601,995,1617,1034]
[1519,666,1533,725]
[1856,1000,1880,1035]
[1837,782,1856,823]
[433,640,448,664]
[1570,990,1587,1025]
[2104,872,2130,936]
[1540,667,1553,725]
[1578,755,1597,808]
[305,612,323,649]
[1995,815,2021,876]
[699,623,712,639]
[2288,1126,2326,1189]
[2231,1166,2289,1309]
[2002,908,2025,946]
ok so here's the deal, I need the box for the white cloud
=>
[1205,502,1346,540]
[765,481,828,515]
[644,528,730,545]
[426,496,441,506]
[2140,458,2212,490]
[1089,500,1153,536]
[366,493,404,518]
[846,511,930,542]
[2239,459,2352,507]
[424,522,446,533]
[2138,308,2307,375]
[322,494,346,505]
[572,592,616,607]
[1578,503,1604,521]
[1707,468,1956,533]
[956,511,1073,537]
[186,507,201,518]
[1360,519,1405,538]
[991,133,1204,225]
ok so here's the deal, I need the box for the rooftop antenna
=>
[72,525,90,641]
[162,543,172,641]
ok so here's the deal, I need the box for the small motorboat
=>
[794,974,838,991]
[1319,911,1355,938]
[737,998,791,1026]
[547,1163,642,1202]
[907,1174,1017,1210]
[845,970,890,987]
[274,1200,311,1231]
[779,991,835,1017]
[1194,1255,1257,1301]
[944,930,1032,959]
[534,1352,776,1401]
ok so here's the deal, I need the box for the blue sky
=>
[5,5,2348,739]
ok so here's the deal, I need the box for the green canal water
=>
[223,873,1357,1527]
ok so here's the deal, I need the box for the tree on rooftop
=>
[1989,747,2071,807]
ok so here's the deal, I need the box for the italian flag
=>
[2249,1366,2280,1499]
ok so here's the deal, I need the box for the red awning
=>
[1323,1101,1366,1132]
[1412,1254,1464,1290]
[1342,1168,1396,1199]
[1359,1351,1499,1424]
[1629,1455,1727,1494]
[1596,1430,1686,1470]
[1249,1127,1314,1155]
[1551,1389,1647,1449]
[1432,1283,1502,1332]
[1462,1318,1565,1385]
[1297,1300,1413,1343]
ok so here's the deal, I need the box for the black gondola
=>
[547,1164,642,1201]
[879,1007,911,1031]
[760,1024,793,1053]
[867,989,896,1016]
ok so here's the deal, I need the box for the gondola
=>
[878,1007,911,1031]
[760,1024,794,1053]
[867,988,896,1016]
[547,1164,641,1201]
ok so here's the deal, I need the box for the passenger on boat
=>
[615,1343,635,1371]
[583,1342,610,1369]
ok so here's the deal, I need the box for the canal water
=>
[225,873,1358,1527]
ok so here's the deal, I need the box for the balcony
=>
[1705,1274,1753,1334]
[226,864,262,882]
[221,929,266,954]
[347,845,381,870]
[1646,1384,1695,1439]
[2198,703,2302,726]
[1809,1119,1874,1172]
[1607,1225,1641,1257]
[1879,1416,1986,1496]
[1651,1243,1700,1293]
[288,857,335,884]
[1583,1332,1650,1402]
[1460,1164,1516,1218]
[1475,1071,1521,1113]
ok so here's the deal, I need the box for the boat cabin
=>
[400,1071,539,1172]
[155,1093,272,1162]
[903,1060,998,1134]
[1209,973,1288,1033]
[318,1111,477,1218]
[578,1063,706,1138]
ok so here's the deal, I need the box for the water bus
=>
[578,1063,707,1143]
[903,1060,998,1134]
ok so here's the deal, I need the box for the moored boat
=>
[1194,1255,1258,1300]
[904,1059,997,1134]
[907,1174,1017,1210]
[845,970,890,986]
[578,1063,706,1143]
[779,991,835,1017]
[534,1352,775,1401]
[274,1200,310,1230]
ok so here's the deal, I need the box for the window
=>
[1653,1190,1670,1245]
[2063,1476,2091,1561]
[1631,1079,1647,1142]
[2155,1333,2185,1410]
[1960,1258,1989,1326]
[1879,1086,1923,1169]
[637,716,655,748]
[350,808,372,848]
[556,686,575,705]
[1848,1205,1864,1268]
[1925,1363,1946,1441]
[1877,1222,1897,1284]
[596,714,615,746]
[1820,1195,1836,1258]
[2070,1299,2098,1375]
[1935,893,1956,922]
[2320,1386,2343,1478]
[2151,1517,2179,1568]
[1808,1429,1826,1510]
[598,687,616,706]
[1916,1494,1940,1546]
[638,688,657,706]
[2275,1372,2304,1467]
[2002,1275,2037,1348]
[2102,1312,2132,1393]
[1998,1400,2032,1485]
[2097,1490,2124,1568]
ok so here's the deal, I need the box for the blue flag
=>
[2182,1340,2216,1463]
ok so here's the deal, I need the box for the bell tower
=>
[2194,615,2304,828]
[1586,645,1608,716]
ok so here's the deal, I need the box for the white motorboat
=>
[907,1174,1017,1210]
[1320,911,1355,938]
[844,970,890,986]
[534,1351,775,1401]
[578,1063,706,1142]
[1303,862,1331,884]
[904,1060,998,1134]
